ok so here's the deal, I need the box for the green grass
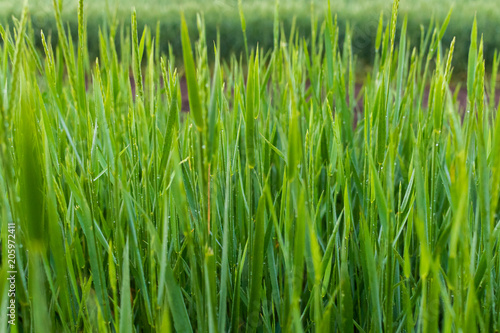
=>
[1,0,500,331]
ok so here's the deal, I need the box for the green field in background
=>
[1,0,500,73]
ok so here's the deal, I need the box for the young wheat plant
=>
[0,0,499,331]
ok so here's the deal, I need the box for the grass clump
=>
[1,0,500,332]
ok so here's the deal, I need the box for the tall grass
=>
[0,0,499,331]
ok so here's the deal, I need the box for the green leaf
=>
[181,12,204,131]
[247,193,266,332]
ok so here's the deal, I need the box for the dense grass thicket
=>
[1,0,500,72]
[1,0,500,331]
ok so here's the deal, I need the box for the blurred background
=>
[1,0,499,75]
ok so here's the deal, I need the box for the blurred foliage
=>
[1,0,499,74]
